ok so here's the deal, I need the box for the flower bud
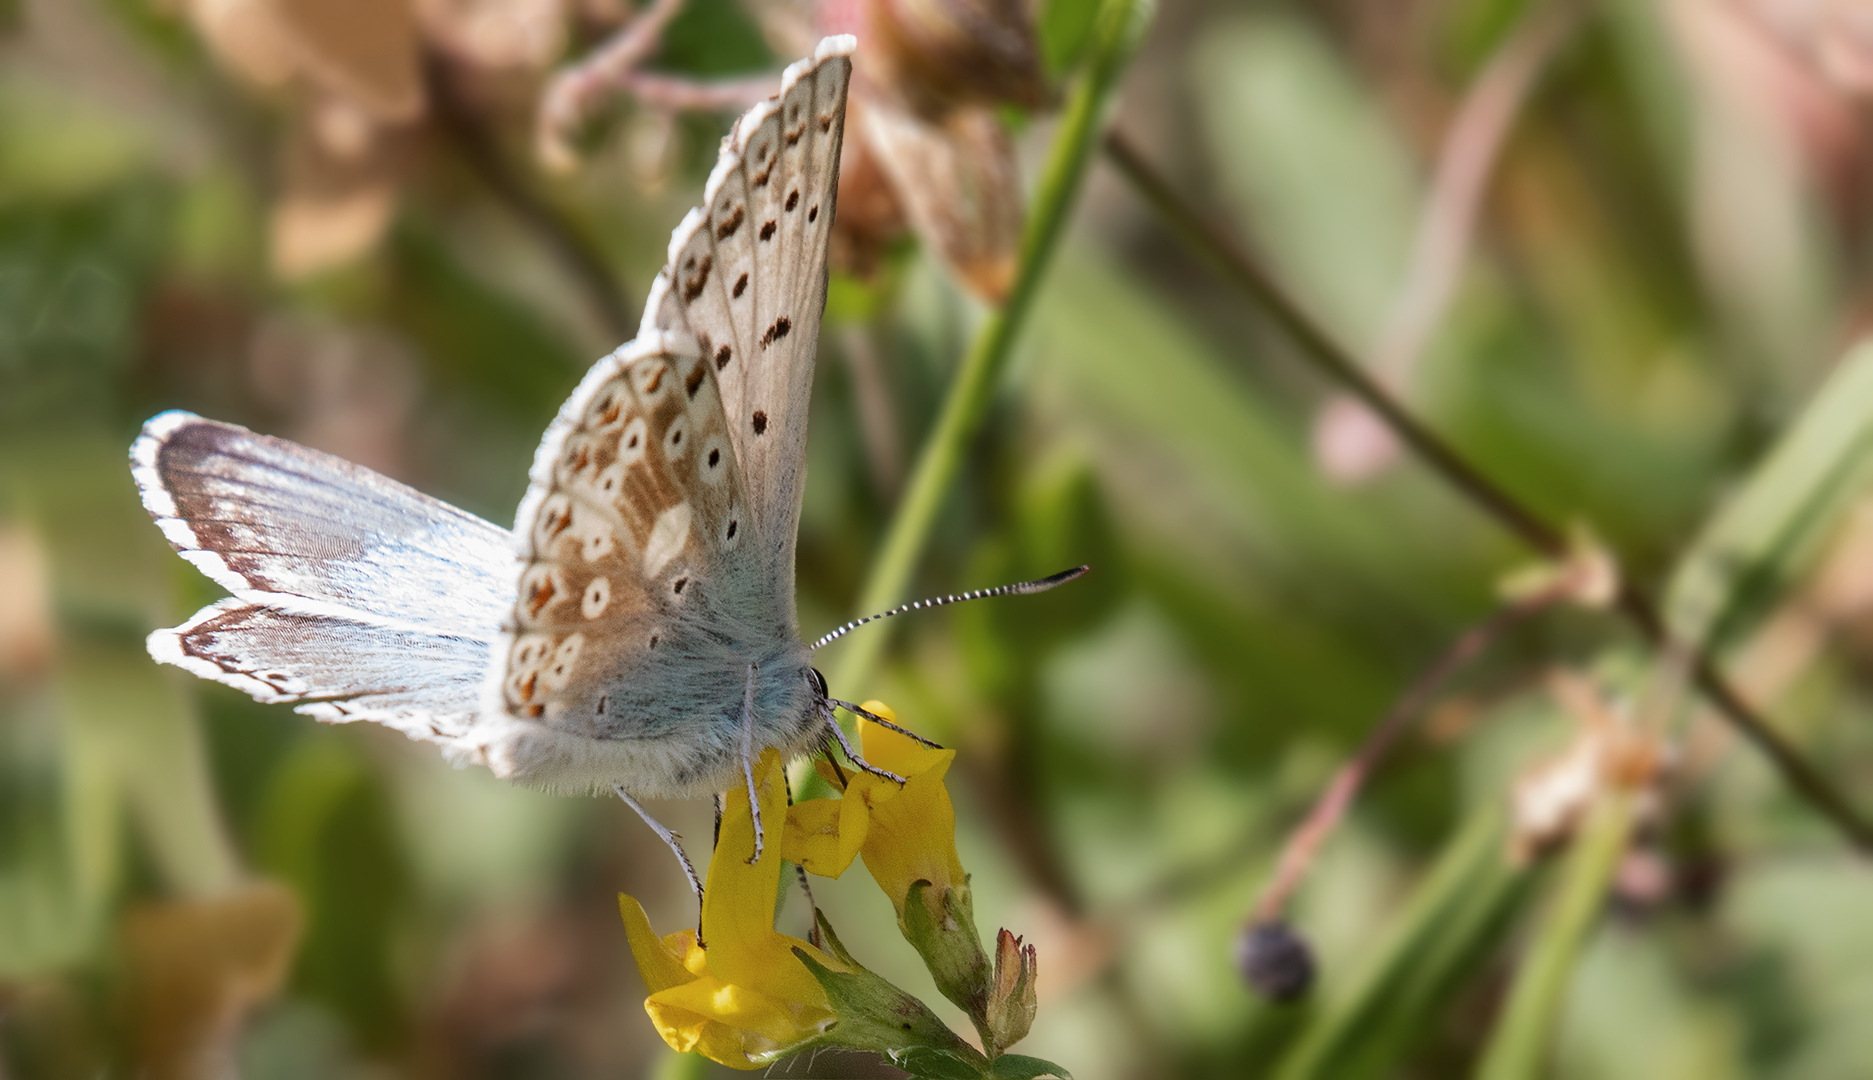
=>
[863,0,1045,117]
[985,928,1038,1052]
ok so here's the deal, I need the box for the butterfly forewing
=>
[653,41,851,589]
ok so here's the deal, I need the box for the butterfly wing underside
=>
[133,39,855,797]
[481,39,852,795]
[131,412,514,745]
[484,334,777,793]
[647,38,853,598]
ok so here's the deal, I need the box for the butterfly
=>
[131,36,1080,883]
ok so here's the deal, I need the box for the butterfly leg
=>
[828,697,946,750]
[820,701,908,784]
[613,784,705,907]
[742,662,764,865]
[782,770,820,934]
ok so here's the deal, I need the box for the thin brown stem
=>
[1103,129,1564,556]
[535,0,772,169]
[1102,130,1873,853]
[1256,585,1564,923]
[537,0,688,162]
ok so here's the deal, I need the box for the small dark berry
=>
[1236,921,1315,1002]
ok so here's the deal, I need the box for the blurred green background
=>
[6,0,1873,1076]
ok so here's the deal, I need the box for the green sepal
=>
[791,911,991,1074]
[902,879,993,1032]
[890,1046,992,1079]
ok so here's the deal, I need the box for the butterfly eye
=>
[810,668,828,696]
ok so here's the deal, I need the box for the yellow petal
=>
[652,976,830,1046]
[859,777,965,912]
[619,894,697,994]
[856,702,954,778]
[814,758,848,791]
[699,749,841,1003]
[781,789,870,878]
[641,994,774,1070]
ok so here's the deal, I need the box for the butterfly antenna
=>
[811,565,1090,650]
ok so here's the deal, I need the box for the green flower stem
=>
[824,0,1154,699]
[1100,130,1873,853]
[1475,794,1635,1080]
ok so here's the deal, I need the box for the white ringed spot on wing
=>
[588,382,629,429]
[582,576,611,618]
[596,462,627,499]
[581,525,616,563]
[619,417,649,466]
[541,633,585,692]
[533,494,574,550]
[520,564,568,620]
[664,415,690,460]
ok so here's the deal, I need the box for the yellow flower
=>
[781,702,966,922]
[618,748,839,1070]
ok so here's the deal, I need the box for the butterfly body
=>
[133,39,856,801]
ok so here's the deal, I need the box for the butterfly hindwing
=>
[484,334,794,793]
[131,412,513,742]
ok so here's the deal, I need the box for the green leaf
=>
[991,1052,1075,1079]
[1474,797,1635,1080]
[1272,804,1533,1080]
[1666,341,1873,653]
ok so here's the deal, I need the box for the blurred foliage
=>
[7,0,1873,1077]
